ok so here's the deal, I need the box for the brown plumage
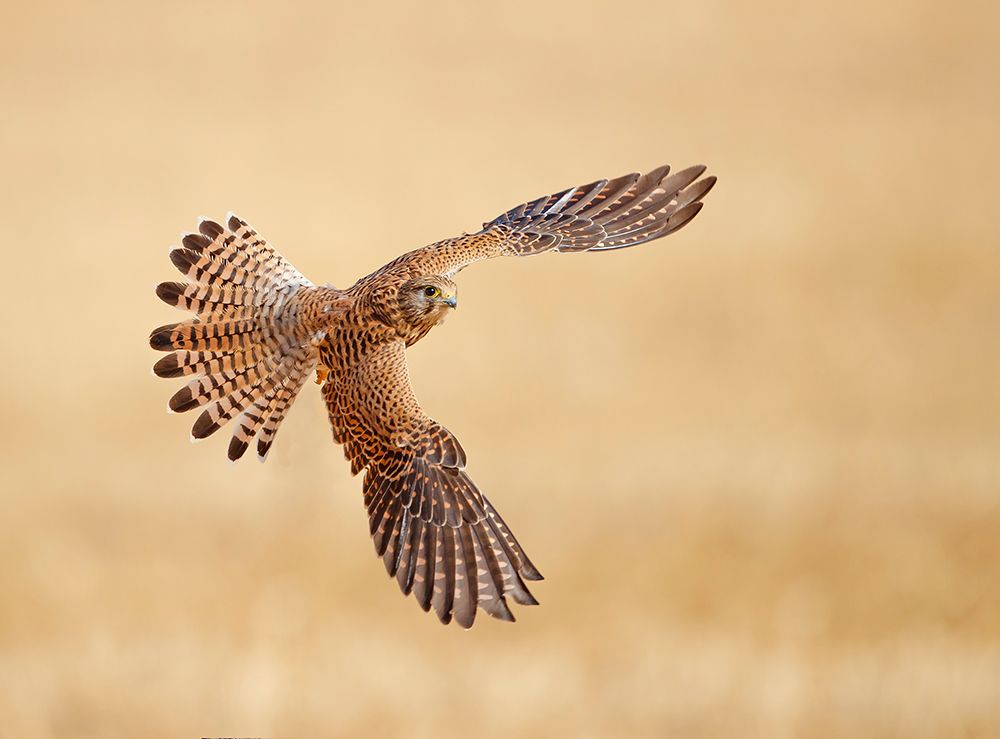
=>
[150,164,716,627]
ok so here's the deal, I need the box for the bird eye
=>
[424,286,439,298]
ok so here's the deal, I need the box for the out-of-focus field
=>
[1,1,998,736]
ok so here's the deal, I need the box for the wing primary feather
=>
[471,523,516,622]
[396,516,424,595]
[432,526,456,625]
[414,519,436,612]
[453,524,479,628]
[389,508,411,577]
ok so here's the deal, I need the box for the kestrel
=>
[150,164,716,627]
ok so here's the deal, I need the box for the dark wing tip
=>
[666,201,705,233]
[663,163,707,185]
[454,608,476,630]
[521,566,545,582]
[690,174,718,201]
[517,589,540,606]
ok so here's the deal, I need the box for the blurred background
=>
[1,1,998,736]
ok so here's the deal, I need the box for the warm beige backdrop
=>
[1,1,998,737]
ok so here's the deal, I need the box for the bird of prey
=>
[150,164,716,627]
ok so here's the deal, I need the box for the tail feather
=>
[226,349,312,461]
[190,366,281,441]
[149,318,268,353]
[169,248,257,289]
[255,353,314,460]
[156,281,260,314]
[151,215,332,461]
[167,357,279,415]
[228,378,285,461]
[152,348,267,379]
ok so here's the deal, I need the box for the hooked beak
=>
[443,295,458,309]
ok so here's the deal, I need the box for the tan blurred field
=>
[1,1,998,736]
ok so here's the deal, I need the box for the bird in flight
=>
[150,164,716,627]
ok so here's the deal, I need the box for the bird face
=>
[399,276,458,326]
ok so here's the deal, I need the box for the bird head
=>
[398,275,458,326]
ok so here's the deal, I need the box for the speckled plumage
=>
[150,164,716,627]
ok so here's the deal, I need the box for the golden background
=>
[2,1,998,736]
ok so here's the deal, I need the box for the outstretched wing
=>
[322,338,542,627]
[399,163,716,277]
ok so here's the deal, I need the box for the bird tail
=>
[485,164,716,254]
[150,214,339,461]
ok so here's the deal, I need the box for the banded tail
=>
[150,215,340,461]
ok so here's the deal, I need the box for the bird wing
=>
[323,338,542,627]
[397,163,716,277]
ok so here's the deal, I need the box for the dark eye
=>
[424,286,439,297]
